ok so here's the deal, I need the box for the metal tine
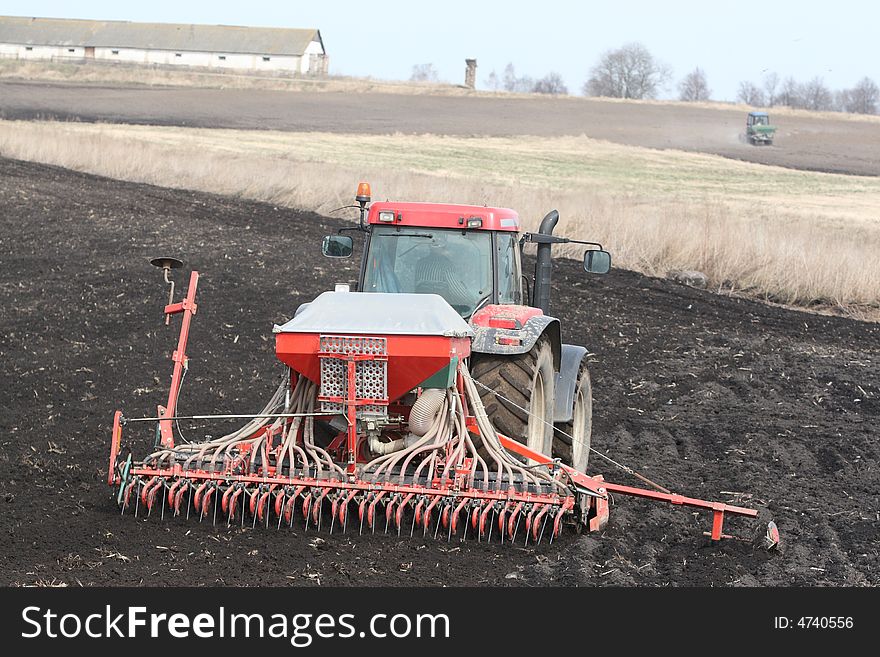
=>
[186,485,192,521]
[134,480,141,518]
[488,508,495,543]
[538,514,549,545]
[242,488,248,528]
[160,481,166,521]
[432,504,444,541]
[212,485,219,526]
[277,496,286,530]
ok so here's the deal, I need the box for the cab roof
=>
[367,202,521,232]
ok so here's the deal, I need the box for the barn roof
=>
[0,16,323,56]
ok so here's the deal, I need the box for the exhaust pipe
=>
[533,210,559,315]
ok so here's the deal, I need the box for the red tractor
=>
[318,183,611,474]
[106,182,763,544]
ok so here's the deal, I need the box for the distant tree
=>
[801,77,833,111]
[678,67,711,101]
[502,63,518,92]
[846,77,879,114]
[410,63,439,82]
[777,76,802,108]
[763,72,779,106]
[835,88,852,113]
[533,72,569,95]
[583,42,670,99]
[516,76,536,93]
[484,70,501,91]
[498,62,542,93]
[736,80,765,106]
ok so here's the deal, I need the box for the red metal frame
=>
[489,428,758,541]
[157,270,199,449]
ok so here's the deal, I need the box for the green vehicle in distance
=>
[745,111,776,145]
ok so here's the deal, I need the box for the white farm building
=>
[0,16,328,75]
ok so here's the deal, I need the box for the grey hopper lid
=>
[274,292,474,338]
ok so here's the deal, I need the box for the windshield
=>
[362,226,493,317]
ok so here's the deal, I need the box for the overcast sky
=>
[3,0,876,100]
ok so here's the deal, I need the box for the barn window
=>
[25,46,33,51]
[175,53,182,57]
[111,50,119,55]
[218,55,226,60]
[263,56,270,62]
[68,48,75,53]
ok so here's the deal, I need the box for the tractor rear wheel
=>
[553,361,592,473]
[471,336,555,458]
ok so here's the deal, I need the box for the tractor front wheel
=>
[472,337,555,459]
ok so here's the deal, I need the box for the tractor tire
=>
[553,360,592,473]
[471,336,555,459]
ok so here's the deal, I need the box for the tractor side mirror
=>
[584,249,611,274]
[322,234,353,258]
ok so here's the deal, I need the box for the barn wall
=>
[0,43,304,73]
[0,43,86,59]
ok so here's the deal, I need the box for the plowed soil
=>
[1,158,877,586]
[2,80,879,175]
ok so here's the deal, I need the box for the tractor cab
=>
[321,183,610,319]
[359,202,523,318]
[748,111,770,127]
[745,112,776,145]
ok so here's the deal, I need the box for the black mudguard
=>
[553,344,588,423]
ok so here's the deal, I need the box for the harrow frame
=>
[107,269,760,543]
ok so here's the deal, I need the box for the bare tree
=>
[583,42,670,99]
[484,70,501,91]
[846,77,879,114]
[533,72,569,95]
[801,77,833,111]
[763,72,779,106]
[499,62,540,93]
[777,76,802,108]
[502,63,517,92]
[678,67,710,101]
[737,80,765,106]
[835,88,853,113]
[410,63,439,82]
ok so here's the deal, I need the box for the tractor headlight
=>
[378,211,395,222]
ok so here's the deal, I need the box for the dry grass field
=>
[0,58,467,95]
[1,119,878,317]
